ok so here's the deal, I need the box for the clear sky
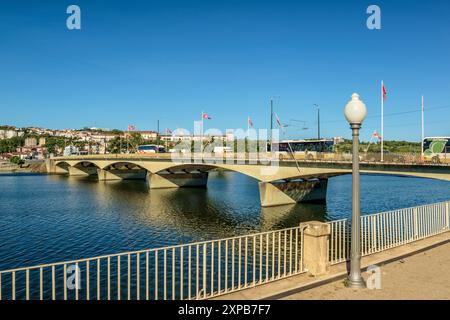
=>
[1,0,449,141]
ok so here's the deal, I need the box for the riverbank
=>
[0,161,47,173]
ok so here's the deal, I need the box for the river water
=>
[1,172,450,270]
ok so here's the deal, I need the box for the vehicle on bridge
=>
[137,145,166,154]
[423,137,450,163]
[271,139,336,160]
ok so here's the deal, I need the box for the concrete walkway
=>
[283,240,450,300]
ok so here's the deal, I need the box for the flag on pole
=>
[248,117,254,127]
[202,112,212,120]
[372,131,382,141]
[382,82,387,101]
[127,124,136,131]
[274,113,283,127]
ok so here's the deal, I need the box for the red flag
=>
[248,117,254,127]
[166,128,172,134]
[202,112,211,120]
[382,83,387,101]
[274,113,283,127]
[372,131,382,141]
[127,125,136,131]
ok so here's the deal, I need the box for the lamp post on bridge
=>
[344,93,367,289]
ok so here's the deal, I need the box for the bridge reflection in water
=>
[65,173,328,242]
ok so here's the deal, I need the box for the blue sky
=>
[1,0,449,141]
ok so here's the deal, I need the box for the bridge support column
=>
[68,166,97,176]
[97,169,147,181]
[53,166,69,174]
[148,172,209,189]
[46,160,69,174]
[300,221,331,276]
[259,179,328,207]
[259,182,297,207]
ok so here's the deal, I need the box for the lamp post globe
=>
[344,92,367,289]
[344,93,367,125]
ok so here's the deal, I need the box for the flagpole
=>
[247,116,250,138]
[381,80,384,162]
[201,111,204,153]
[421,95,425,160]
[126,127,129,154]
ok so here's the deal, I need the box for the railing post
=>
[446,202,449,230]
[299,221,331,276]
[413,208,419,239]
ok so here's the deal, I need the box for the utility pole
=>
[314,104,320,140]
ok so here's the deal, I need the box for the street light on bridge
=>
[344,93,367,289]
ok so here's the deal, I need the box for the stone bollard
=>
[300,221,331,276]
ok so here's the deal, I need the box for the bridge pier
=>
[148,171,209,189]
[259,178,328,207]
[68,166,98,176]
[97,169,147,181]
[46,160,69,174]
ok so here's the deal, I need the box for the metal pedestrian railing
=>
[328,219,350,265]
[360,201,449,256]
[0,226,305,300]
[329,200,450,265]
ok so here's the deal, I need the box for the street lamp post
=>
[344,93,367,289]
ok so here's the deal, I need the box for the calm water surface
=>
[1,172,450,270]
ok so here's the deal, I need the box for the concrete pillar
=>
[300,221,331,276]
[68,166,96,176]
[148,172,208,189]
[54,165,69,174]
[97,169,147,181]
[258,182,296,207]
[258,179,328,207]
[148,173,179,189]
[46,160,69,174]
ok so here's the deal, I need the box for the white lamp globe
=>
[344,93,367,124]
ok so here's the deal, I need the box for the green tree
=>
[10,156,24,165]
[0,136,25,153]
[44,136,67,155]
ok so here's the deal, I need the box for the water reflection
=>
[59,173,329,241]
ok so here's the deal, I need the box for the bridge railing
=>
[51,151,450,166]
[328,200,450,265]
[0,226,305,300]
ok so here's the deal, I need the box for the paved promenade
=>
[284,240,450,300]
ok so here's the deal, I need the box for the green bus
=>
[423,137,450,163]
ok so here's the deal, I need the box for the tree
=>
[44,136,67,155]
[0,136,25,153]
[107,137,128,154]
[10,156,24,165]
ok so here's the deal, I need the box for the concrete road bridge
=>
[47,154,450,207]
